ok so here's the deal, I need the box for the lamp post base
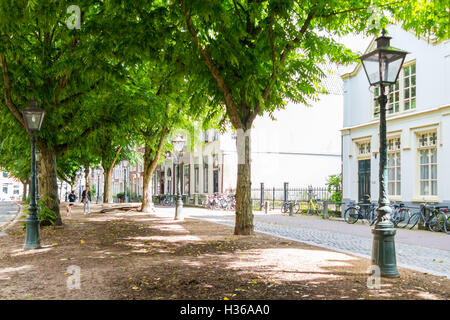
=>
[174,196,183,220]
[24,217,41,250]
[371,219,399,278]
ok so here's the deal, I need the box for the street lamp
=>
[123,158,129,203]
[359,29,408,278]
[96,165,102,204]
[172,134,186,220]
[22,98,45,249]
[35,148,40,202]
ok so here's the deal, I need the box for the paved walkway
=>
[153,206,450,278]
[0,201,19,231]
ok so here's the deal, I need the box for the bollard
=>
[289,202,294,216]
[194,194,198,206]
[264,201,269,214]
[322,200,329,219]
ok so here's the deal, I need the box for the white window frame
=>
[387,137,401,199]
[371,60,416,119]
[416,131,438,200]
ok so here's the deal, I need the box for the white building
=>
[341,25,450,206]
[0,170,23,201]
[153,92,344,201]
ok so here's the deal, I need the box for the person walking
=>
[81,186,91,215]
[66,190,77,216]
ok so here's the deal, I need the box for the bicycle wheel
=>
[428,212,446,232]
[444,214,450,234]
[396,208,411,228]
[344,207,359,224]
[406,213,420,230]
[294,202,300,214]
[281,203,288,213]
[368,210,378,226]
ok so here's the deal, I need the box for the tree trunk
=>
[103,166,113,203]
[234,129,253,235]
[22,182,28,202]
[141,147,159,213]
[141,164,155,212]
[141,129,167,212]
[39,146,62,226]
[84,164,90,188]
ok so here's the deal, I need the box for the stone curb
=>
[0,203,22,233]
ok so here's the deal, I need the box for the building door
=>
[358,159,371,201]
[213,170,219,193]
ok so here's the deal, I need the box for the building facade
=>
[0,170,23,201]
[341,25,450,206]
[153,129,238,200]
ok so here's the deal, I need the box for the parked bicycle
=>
[161,195,175,206]
[204,193,235,211]
[344,201,377,225]
[405,204,448,232]
[390,202,412,228]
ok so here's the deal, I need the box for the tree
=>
[174,0,449,234]
[0,1,129,224]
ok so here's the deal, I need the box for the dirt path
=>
[0,204,448,300]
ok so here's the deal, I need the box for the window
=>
[357,141,371,157]
[417,132,437,196]
[372,62,416,117]
[194,165,199,193]
[403,63,416,110]
[2,172,8,178]
[13,186,19,195]
[387,137,401,196]
[388,81,400,114]
[213,130,219,141]
[2,184,8,194]
[203,130,209,143]
[203,156,209,193]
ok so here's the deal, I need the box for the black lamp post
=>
[97,165,102,204]
[22,99,45,249]
[359,29,408,277]
[35,148,40,202]
[172,135,186,220]
[123,158,129,203]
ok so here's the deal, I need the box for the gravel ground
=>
[154,207,450,279]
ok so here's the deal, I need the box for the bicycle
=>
[281,200,294,214]
[390,203,412,228]
[294,198,322,215]
[344,202,377,225]
[405,204,448,232]
[161,195,175,206]
[441,209,450,234]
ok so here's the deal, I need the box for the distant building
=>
[0,169,23,201]
[341,25,450,206]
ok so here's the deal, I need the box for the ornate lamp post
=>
[123,158,129,203]
[35,148,40,202]
[22,99,45,249]
[359,29,408,277]
[96,165,102,204]
[172,135,186,220]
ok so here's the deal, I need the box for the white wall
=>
[250,94,342,187]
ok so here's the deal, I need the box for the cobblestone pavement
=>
[154,206,450,278]
[0,201,19,231]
